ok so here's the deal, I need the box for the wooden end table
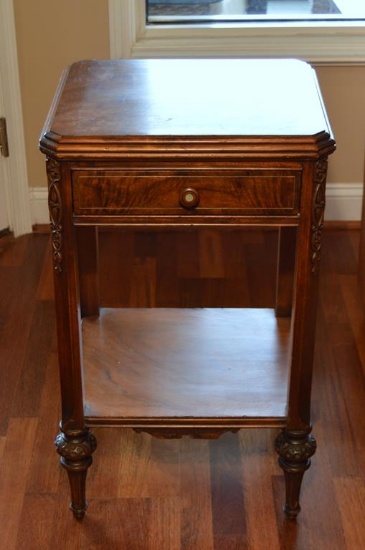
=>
[39,59,335,519]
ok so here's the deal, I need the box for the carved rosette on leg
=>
[55,427,97,519]
[275,429,317,519]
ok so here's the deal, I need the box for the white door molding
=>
[109,0,145,59]
[0,0,32,236]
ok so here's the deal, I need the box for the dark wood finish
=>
[2,228,365,548]
[39,59,335,520]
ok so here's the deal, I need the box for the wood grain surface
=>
[82,308,290,424]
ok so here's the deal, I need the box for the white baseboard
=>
[29,187,49,226]
[325,183,363,222]
[29,183,364,226]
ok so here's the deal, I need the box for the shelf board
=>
[82,308,291,428]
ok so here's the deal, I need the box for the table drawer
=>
[72,170,301,216]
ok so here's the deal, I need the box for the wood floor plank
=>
[156,232,180,307]
[239,431,281,550]
[98,230,134,307]
[341,274,365,371]
[15,494,58,550]
[209,433,247,541]
[116,430,154,498]
[36,238,54,301]
[128,257,156,307]
[0,436,5,462]
[180,438,214,550]
[11,300,55,418]
[0,234,28,267]
[245,234,277,308]
[117,430,181,499]
[87,427,125,500]
[199,229,226,279]
[26,351,61,494]
[133,231,157,260]
[177,231,200,279]
[334,477,365,550]
[0,235,49,435]
[68,497,181,550]
[0,418,39,550]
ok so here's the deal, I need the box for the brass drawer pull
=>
[180,188,199,209]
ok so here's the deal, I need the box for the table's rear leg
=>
[275,226,297,317]
[76,226,100,318]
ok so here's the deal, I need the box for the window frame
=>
[109,0,365,64]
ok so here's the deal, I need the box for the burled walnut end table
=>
[39,58,335,519]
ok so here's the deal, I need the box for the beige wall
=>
[14,0,110,189]
[315,65,365,185]
[13,1,365,190]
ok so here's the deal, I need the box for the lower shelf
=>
[82,308,291,429]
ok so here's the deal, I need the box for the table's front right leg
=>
[275,428,316,518]
[276,158,328,518]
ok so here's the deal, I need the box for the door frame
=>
[0,0,32,236]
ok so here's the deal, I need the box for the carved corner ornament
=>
[46,158,63,274]
[311,159,328,275]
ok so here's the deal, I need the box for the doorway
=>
[0,0,32,237]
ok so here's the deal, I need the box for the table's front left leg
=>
[47,158,96,518]
[55,427,97,519]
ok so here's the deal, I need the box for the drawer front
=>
[72,170,301,217]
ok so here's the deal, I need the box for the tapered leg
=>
[275,429,317,519]
[55,427,97,519]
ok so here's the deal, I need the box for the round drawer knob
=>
[180,188,199,209]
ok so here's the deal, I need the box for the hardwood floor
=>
[0,227,364,549]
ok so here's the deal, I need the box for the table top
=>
[40,58,335,159]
